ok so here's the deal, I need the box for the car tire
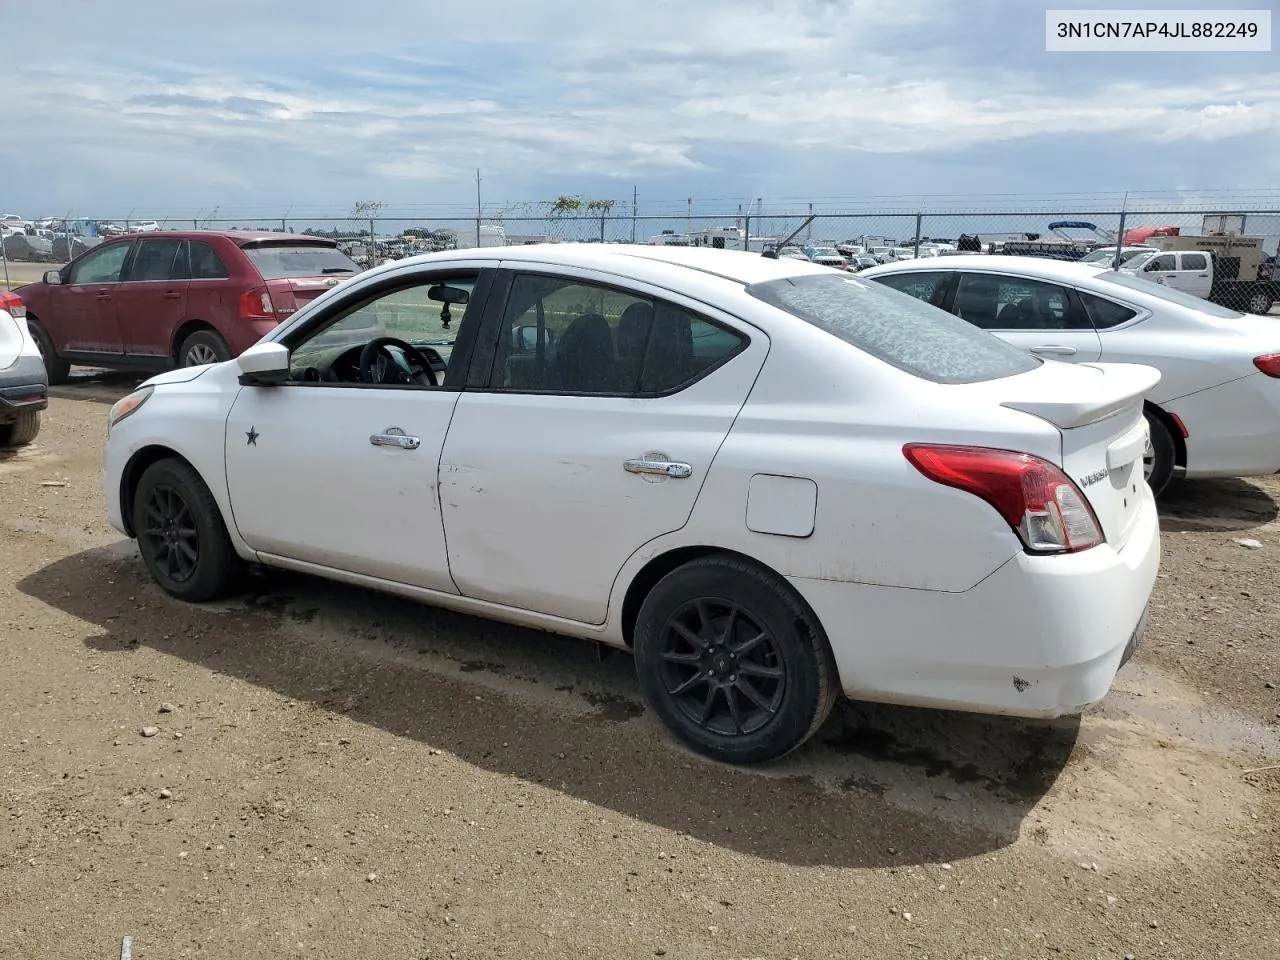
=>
[633,555,840,765]
[0,410,40,447]
[179,329,231,367]
[1143,409,1176,498]
[26,317,70,384]
[133,457,243,602]
[1246,288,1274,316]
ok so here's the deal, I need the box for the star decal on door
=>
[246,426,259,446]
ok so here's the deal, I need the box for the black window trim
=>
[924,266,1153,333]
[250,266,495,393]
[468,266,751,400]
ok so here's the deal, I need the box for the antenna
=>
[1111,191,1129,271]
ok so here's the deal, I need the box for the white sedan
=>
[103,245,1159,764]
[862,255,1280,496]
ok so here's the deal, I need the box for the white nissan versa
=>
[103,244,1160,764]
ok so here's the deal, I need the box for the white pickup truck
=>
[1120,239,1278,315]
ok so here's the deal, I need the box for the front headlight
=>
[107,386,154,434]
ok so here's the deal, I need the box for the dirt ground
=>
[1,379,1278,960]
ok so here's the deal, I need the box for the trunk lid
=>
[263,276,348,319]
[998,360,1161,548]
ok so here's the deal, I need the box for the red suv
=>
[15,231,359,382]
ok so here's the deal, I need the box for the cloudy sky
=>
[2,0,1278,221]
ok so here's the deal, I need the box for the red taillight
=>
[903,443,1104,554]
[238,286,276,321]
[0,289,26,319]
[1254,354,1280,377]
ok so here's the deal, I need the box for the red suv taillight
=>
[903,443,1104,554]
[1253,354,1280,377]
[0,289,27,319]
[238,286,276,321]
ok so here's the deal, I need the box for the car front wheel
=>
[133,458,242,601]
[633,556,839,764]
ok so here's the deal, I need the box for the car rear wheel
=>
[133,458,242,601]
[26,317,70,384]
[1247,288,1274,316]
[633,556,839,764]
[1143,409,1176,498]
[0,410,40,447]
[179,330,231,367]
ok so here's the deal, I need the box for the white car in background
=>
[862,255,1280,495]
[0,289,47,446]
[103,245,1159,764]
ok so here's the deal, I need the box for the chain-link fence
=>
[6,204,1278,311]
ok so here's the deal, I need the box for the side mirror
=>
[236,341,290,384]
[44,270,62,285]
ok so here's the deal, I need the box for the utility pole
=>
[807,203,813,242]
[475,169,482,248]
[631,185,637,243]
[686,197,692,237]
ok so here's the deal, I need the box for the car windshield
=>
[242,243,359,279]
[1116,250,1160,272]
[746,272,1040,384]
[1096,270,1245,318]
[1081,248,1147,265]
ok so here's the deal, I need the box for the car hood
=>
[141,365,214,388]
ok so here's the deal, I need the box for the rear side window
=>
[491,275,745,395]
[746,273,1039,385]
[1079,291,1138,329]
[242,243,359,280]
[126,238,184,281]
[870,271,951,307]
[1181,253,1208,271]
[189,241,230,280]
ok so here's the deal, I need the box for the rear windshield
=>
[746,273,1040,384]
[1097,270,1244,318]
[241,243,359,279]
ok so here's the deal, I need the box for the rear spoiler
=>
[1001,362,1161,429]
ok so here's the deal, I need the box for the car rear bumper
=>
[789,488,1160,718]
[0,354,49,414]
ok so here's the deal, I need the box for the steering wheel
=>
[358,337,438,386]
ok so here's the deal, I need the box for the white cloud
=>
[1,0,1277,213]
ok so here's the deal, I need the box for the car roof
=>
[403,242,830,286]
[862,255,1108,282]
[98,230,338,246]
